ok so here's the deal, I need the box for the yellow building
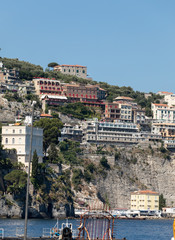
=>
[131,190,159,211]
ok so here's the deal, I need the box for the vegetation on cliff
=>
[34,118,63,154]
[49,102,101,120]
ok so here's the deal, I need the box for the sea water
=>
[0,218,173,240]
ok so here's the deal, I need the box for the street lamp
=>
[24,101,36,240]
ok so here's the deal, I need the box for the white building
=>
[164,94,175,107]
[81,120,161,145]
[151,103,175,122]
[53,64,87,79]
[157,91,173,96]
[2,125,43,169]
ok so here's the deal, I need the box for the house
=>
[61,124,83,142]
[157,91,173,96]
[105,102,120,121]
[33,78,63,97]
[152,122,175,138]
[132,108,146,124]
[2,124,43,170]
[0,62,19,83]
[117,102,132,122]
[131,190,159,211]
[164,94,175,107]
[54,64,87,79]
[151,103,175,123]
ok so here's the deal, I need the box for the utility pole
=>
[24,102,35,240]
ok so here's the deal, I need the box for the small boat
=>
[43,219,78,239]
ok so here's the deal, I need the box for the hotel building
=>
[2,125,43,169]
[131,190,159,211]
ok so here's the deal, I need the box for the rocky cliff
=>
[1,143,174,218]
[95,144,175,208]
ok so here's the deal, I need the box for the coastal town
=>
[1,1,175,239]
[0,58,175,221]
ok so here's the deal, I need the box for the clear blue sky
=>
[1,0,175,93]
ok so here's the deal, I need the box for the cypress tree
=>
[32,150,38,187]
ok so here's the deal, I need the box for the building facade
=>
[61,124,83,142]
[105,102,120,121]
[132,108,146,124]
[33,78,63,96]
[0,64,19,83]
[54,64,87,79]
[151,103,175,122]
[82,120,141,145]
[152,122,175,138]
[131,190,159,211]
[164,94,175,107]
[157,91,173,96]
[2,125,43,169]
[62,84,106,102]
[118,102,132,122]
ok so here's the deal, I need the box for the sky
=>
[1,0,175,93]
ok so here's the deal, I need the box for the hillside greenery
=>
[50,102,101,120]
[33,118,63,154]
[1,57,163,116]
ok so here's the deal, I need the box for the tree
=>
[32,150,38,180]
[72,168,83,191]
[48,143,62,164]
[48,62,59,68]
[34,118,63,154]
[159,194,166,210]
[100,156,110,169]
[4,170,27,194]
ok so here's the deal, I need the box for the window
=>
[19,129,22,134]
[5,138,8,144]
[12,138,15,144]
[13,129,15,133]
[19,138,22,144]
[76,70,79,73]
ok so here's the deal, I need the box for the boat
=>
[43,219,78,239]
[43,209,126,240]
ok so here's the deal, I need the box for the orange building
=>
[105,102,120,120]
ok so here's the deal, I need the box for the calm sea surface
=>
[0,218,173,240]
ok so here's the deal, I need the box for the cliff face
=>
[1,144,174,218]
[96,146,175,208]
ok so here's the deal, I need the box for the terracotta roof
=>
[60,64,86,68]
[115,96,134,101]
[153,103,168,107]
[14,123,21,126]
[158,91,173,94]
[40,114,53,117]
[131,190,159,195]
